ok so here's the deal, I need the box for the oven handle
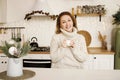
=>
[23,61,51,63]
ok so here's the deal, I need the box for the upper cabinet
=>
[0,0,7,23]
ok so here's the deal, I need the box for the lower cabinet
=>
[84,54,114,70]
[0,54,8,72]
[25,54,114,70]
[0,53,51,72]
[0,53,114,72]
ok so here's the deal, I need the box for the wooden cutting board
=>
[77,30,92,46]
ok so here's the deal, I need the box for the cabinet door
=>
[93,54,114,70]
[84,54,114,70]
[0,0,7,23]
[0,54,8,72]
[83,55,94,70]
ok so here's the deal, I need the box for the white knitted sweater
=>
[50,28,88,69]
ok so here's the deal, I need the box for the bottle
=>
[72,8,75,16]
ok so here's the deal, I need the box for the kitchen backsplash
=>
[0,17,56,47]
[0,16,112,47]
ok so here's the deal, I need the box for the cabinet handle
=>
[94,57,96,59]
[0,56,7,57]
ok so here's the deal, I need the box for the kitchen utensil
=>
[13,28,16,40]
[18,28,22,42]
[16,28,21,42]
[3,28,7,34]
[0,28,2,34]
[30,37,39,51]
[11,29,14,39]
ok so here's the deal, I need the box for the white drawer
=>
[23,54,50,59]
[0,54,8,72]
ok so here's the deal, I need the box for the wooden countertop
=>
[0,50,50,54]
[0,47,114,54]
[88,47,115,54]
[29,51,50,54]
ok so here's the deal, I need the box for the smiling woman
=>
[50,11,89,69]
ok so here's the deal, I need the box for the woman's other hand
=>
[62,39,75,48]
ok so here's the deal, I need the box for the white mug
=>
[66,40,71,46]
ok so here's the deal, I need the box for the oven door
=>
[23,59,51,68]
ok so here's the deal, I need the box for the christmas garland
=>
[24,10,58,20]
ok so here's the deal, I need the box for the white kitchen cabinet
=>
[23,54,50,59]
[84,54,114,70]
[0,52,114,71]
[0,0,7,23]
[26,53,114,70]
[0,54,8,72]
[0,53,50,72]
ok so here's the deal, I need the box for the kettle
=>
[30,37,39,51]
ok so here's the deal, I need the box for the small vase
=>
[102,41,107,50]
[7,58,23,77]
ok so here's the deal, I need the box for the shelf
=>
[88,47,115,54]
[0,27,25,29]
[76,13,105,16]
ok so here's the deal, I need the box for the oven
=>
[23,46,51,68]
[23,59,51,68]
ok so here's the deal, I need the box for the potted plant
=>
[112,7,120,69]
[112,8,120,51]
[112,8,120,50]
[112,8,120,26]
[0,39,30,77]
[0,40,30,58]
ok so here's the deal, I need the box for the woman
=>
[50,11,88,69]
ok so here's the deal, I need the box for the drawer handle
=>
[94,57,96,59]
[23,61,51,63]
[0,56,7,57]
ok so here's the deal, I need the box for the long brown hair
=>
[55,11,77,34]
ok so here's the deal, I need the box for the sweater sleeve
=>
[70,35,89,62]
[50,35,65,63]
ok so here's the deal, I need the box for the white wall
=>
[1,0,120,47]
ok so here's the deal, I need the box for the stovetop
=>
[30,47,50,52]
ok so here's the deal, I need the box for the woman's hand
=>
[62,39,67,48]
[70,40,75,48]
[62,39,75,48]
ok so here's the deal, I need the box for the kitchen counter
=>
[29,51,50,54]
[0,50,50,54]
[0,47,114,54]
[88,47,114,54]
[1,68,120,80]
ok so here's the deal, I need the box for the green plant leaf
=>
[0,40,30,58]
